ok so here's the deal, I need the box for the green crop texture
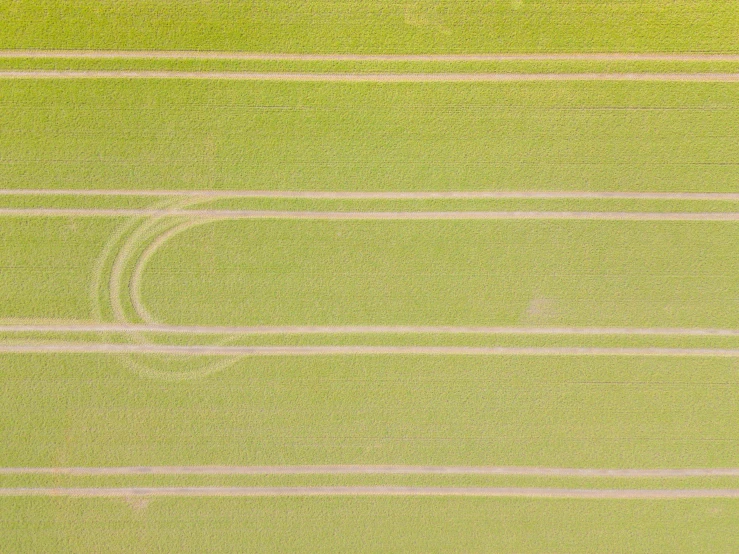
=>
[1,1,739,53]
[2,497,739,553]
[2,80,739,192]
[2,3,739,551]
[2,353,739,468]
[140,219,739,328]
[0,218,119,320]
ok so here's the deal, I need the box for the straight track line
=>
[4,344,739,357]
[1,71,739,81]
[2,51,739,62]
[1,487,738,498]
[3,208,739,220]
[2,466,739,477]
[3,324,739,337]
[4,190,739,201]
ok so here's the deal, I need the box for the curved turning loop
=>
[90,199,242,381]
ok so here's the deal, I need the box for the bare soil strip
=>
[4,190,739,201]
[1,71,738,81]
[4,344,739,357]
[1,486,738,498]
[4,208,739,220]
[2,466,738,477]
[3,51,739,62]
[2,324,739,337]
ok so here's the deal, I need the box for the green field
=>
[139,218,739,328]
[2,4,739,552]
[3,497,739,553]
[2,353,739,468]
[2,80,739,192]
[4,214,739,328]
[1,1,738,53]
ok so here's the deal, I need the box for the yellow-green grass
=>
[4,215,739,328]
[0,218,119,321]
[2,496,739,553]
[1,353,738,468]
[5,473,739,491]
[1,80,739,192]
[1,0,738,54]
[8,195,739,213]
[185,197,739,214]
[0,195,166,210]
[3,2,739,548]
[5,216,739,330]
[4,58,739,74]
[140,219,739,329]
[6,332,739,351]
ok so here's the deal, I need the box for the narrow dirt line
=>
[4,190,739,200]
[2,466,738,477]
[1,71,739,81]
[1,486,738,498]
[4,344,739,357]
[2,51,739,62]
[2,324,739,337]
[4,209,739,220]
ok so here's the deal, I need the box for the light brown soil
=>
[2,344,739,356]
[1,486,738,498]
[1,70,738,81]
[2,465,739,477]
[3,51,739,62]
[4,190,739,200]
[4,208,739,220]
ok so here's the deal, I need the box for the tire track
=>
[1,486,738,498]
[2,466,739,477]
[1,71,739,81]
[2,324,739,337]
[4,344,739,356]
[95,196,246,382]
[4,190,739,200]
[4,209,739,220]
[2,51,739,62]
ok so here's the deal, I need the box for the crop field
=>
[2,2,739,552]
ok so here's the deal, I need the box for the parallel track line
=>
[3,190,739,200]
[2,466,739,477]
[3,51,739,62]
[4,209,739,220]
[2,486,738,498]
[1,71,739,81]
[2,324,739,336]
[5,344,739,356]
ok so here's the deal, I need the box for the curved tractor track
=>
[90,197,243,380]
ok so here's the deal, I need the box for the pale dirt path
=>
[1,486,738,498]
[1,71,739,82]
[5,208,739,220]
[2,51,739,62]
[4,190,739,201]
[4,344,739,357]
[3,324,739,337]
[2,466,739,477]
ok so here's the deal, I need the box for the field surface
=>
[2,4,739,552]
[2,1,739,53]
